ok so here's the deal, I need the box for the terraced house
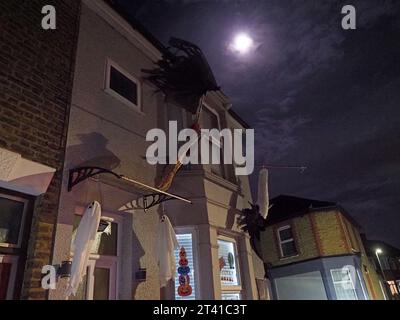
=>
[260,195,386,300]
[0,0,265,300]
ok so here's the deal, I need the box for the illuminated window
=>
[218,236,242,299]
[174,233,196,300]
[331,268,358,300]
[387,281,399,295]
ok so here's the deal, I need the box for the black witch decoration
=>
[142,37,220,191]
[237,203,266,259]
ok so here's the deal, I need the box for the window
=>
[201,105,225,177]
[218,236,242,299]
[277,225,297,258]
[174,232,197,300]
[70,213,120,300]
[0,192,32,300]
[331,268,358,300]
[105,59,141,111]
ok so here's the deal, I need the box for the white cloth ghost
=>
[156,215,179,287]
[257,168,270,219]
[66,201,101,297]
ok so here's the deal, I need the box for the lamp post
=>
[375,248,386,280]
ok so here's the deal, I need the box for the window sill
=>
[103,88,145,116]
[279,254,299,261]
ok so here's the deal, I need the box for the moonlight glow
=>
[231,33,254,54]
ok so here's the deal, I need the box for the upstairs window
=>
[105,59,141,111]
[277,225,297,258]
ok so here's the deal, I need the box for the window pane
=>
[221,292,241,300]
[279,227,293,241]
[0,262,12,300]
[218,239,240,287]
[331,268,358,300]
[175,233,196,300]
[281,241,297,257]
[110,66,138,105]
[72,217,118,256]
[93,267,110,300]
[0,197,25,245]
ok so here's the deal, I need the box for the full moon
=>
[231,33,254,54]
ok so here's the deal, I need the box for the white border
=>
[0,193,29,249]
[104,58,143,114]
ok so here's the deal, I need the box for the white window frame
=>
[330,267,358,300]
[70,209,122,300]
[0,254,18,300]
[218,235,242,297]
[104,58,142,113]
[277,225,297,258]
[174,227,200,300]
[0,193,29,249]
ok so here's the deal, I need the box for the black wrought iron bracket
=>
[67,166,183,211]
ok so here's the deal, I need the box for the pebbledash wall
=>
[0,0,80,299]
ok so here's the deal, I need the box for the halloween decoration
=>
[66,201,101,297]
[177,247,192,297]
[238,203,266,260]
[143,37,220,193]
[143,37,220,115]
[157,215,179,287]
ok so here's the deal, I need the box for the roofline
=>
[228,109,250,129]
[266,204,361,229]
[84,0,164,61]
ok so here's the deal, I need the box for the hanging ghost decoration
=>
[257,168,270,219]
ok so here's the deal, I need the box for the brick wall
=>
[0,0,80,299]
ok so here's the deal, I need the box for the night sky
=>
[116,0,400,247]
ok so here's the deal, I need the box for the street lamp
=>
[375,248,385,279]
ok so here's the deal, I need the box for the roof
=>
[228,109,250,129]
[104,1,251,129]
[104,0,167,54]
[265,195,360,227]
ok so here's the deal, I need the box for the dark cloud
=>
[119,0,400,247]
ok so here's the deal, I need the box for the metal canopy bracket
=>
[67,166,191,211]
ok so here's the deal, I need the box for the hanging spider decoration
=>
[143,37,220,114]
[237,203,267,259]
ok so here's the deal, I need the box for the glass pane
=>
[0,197,25,245]
[221,292,241,300]
[72,216,118,256]
[281,241,297,257]
[0,262,12,300]
[93,267,110,300]
[279,227,293,241]
[174,233,196,300]
[218,239,240,287]
[110,66,137,105]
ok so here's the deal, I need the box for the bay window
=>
[331,268,358,300]
[174,230,197,300]
[218,236,242,299]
